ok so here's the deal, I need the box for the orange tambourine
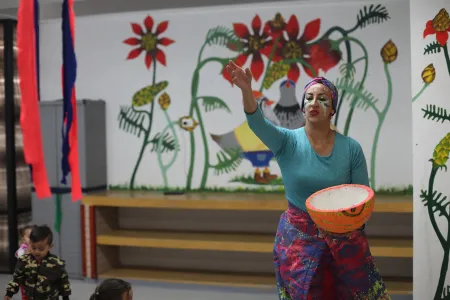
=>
[305,184,375,234]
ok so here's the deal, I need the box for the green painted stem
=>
[352,56,365,65]
[335,36,369,136]
[156,111,179,189]
[282,58,318,77]
[412,83,428,103]
[443,44,450,77]
[186,49,232,190]
[129,58,157,189]
[195,103,210,189]
[426,166,449,300]
[259,36,281,92]
[369,63,392,189]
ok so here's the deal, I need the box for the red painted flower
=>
[223,15,278,82]
[423,8,450,46]
[123,16,175,69]
[277,15,341,82]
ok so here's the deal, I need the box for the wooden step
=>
[84,191,412,213]
[97,230,412,258]
[98,267,412,295]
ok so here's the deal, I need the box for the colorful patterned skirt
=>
[273,202,390,300]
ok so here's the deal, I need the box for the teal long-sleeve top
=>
[246,106,370,211]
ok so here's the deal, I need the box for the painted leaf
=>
[355,4,390,29]
[210,148,243,175]
[205,25,243,52]
[132,81,169,107]
[420,189,449,219]
[422,104,450,123]
[201,96,231,113]
[117,105,150,137]
[423,41,442,55]
[148,132,178,153]
[339,62,356,80]
[262,62,290,90]
[334,77,379,112]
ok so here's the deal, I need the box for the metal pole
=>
[2,19,19,273]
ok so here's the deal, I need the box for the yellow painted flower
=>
[421,63,436,84]
[380,40,398,64]
[158,92,171,110]
[432,132,450,167]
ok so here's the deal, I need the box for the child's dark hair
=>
[30,225,53,245]
[89,278,131,300]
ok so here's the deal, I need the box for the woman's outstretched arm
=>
[241,88,292,156]
[227,60,293,156]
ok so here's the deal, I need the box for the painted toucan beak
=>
[266,100,275,106]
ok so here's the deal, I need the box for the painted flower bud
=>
[433,132,450,167]
[432,8,450,32]
[421,63,436,84]
[380,40,398,64]
[158,92,171,110]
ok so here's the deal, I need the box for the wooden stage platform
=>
[81,191,413,295]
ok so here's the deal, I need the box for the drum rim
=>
[305,184,375,213]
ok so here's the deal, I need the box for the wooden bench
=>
[81,191,413,295]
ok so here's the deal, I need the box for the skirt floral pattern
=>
[273,203,391,300]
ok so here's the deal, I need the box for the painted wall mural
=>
[411,1,450,299]
[38,1,412,194]
[120,5,403,192]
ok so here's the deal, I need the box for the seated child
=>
[89,278,133,300]
[15,225,32,258]
[4,225,72,300]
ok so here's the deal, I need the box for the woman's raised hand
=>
[226,60,252,92]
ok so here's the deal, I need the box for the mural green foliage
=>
[420,7,450,300]
[119,16,181,190]
[185,26,242,191]
[200,96,231,113]
[204,26,243,51]
[210,148,243,175]
[334,39,396,189]
[422,105,450,123]
[424,41,442,55]
[118,105,150,137]
[420,133,450,300]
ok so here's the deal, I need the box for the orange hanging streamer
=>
[17,0,51,199]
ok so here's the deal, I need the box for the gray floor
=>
[0,275,412,299]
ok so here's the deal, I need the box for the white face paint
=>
[304,84,333,117]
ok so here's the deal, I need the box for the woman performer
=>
[226,61,390,300]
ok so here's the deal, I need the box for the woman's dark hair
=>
[89,278,132,300]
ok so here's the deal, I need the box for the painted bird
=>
[273,79,305,129]
[179,116,198,132]
[210,91,280,184]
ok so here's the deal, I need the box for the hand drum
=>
[305,184,375,234]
